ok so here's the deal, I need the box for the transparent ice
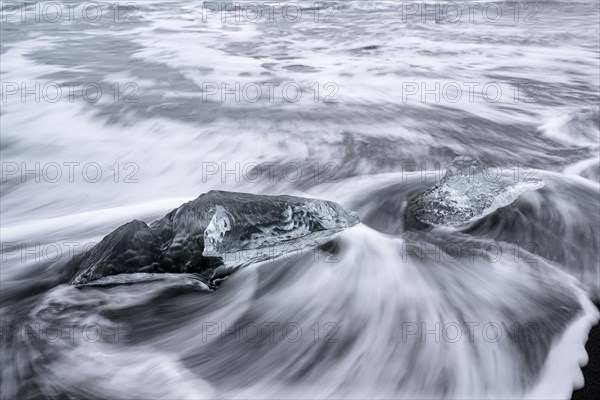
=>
[410,157,545,226]
[203,200,360,269]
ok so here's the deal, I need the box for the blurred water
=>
[1,1,599,399]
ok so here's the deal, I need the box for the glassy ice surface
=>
[410,158,545,226]
[203,199,360,270]
[78,273,210,289]
[68,191,359,286]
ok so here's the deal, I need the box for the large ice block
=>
[68,191,359,286]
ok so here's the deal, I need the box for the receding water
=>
[1,1,599,399]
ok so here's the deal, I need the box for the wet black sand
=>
[572,301,599,399]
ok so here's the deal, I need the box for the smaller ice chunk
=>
[409,157,545,226]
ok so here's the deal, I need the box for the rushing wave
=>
[1,1,599,399]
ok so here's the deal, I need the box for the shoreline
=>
[572,301,599,399]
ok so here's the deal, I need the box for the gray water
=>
[1,1,599,399]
